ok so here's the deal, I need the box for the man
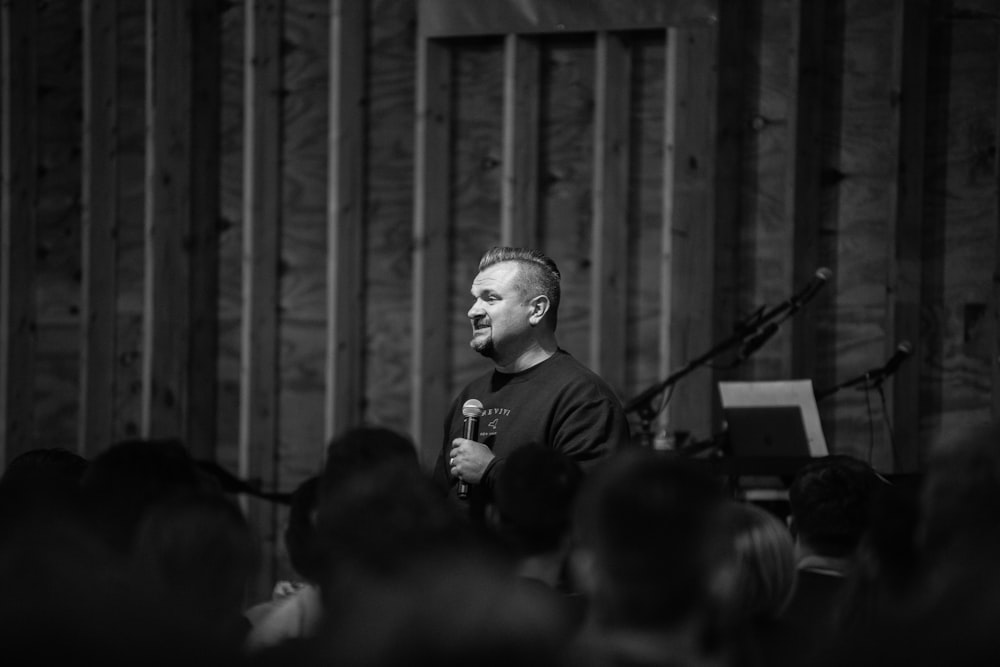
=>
[433,246,630,519]
[567,449,733,666]
[776,454,883,665]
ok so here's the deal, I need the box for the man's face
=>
[467,261,535,361]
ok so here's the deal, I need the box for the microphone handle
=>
[457,415,478,499]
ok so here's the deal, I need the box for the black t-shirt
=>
[433,349,631,517]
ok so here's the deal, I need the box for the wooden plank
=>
[712,0,752,410]
[996,23,1000,424]
[886,0,929,472]
[34,1,84,453]
[240,0,282,585]
[786,0,825,383]
[112,0,147,445]
[326,0,367,446]
[360,0,417,437]
[419,0,717,37]
[661,25,718,442]
[142,0,193,439]
[500,34,540,247]
[216,0,247,473]
[80,0,119,458]
[0,0,37,462]
[589,31,630,393]
[536,36,595,365]
[658,27,679,440]
[624,32,667,440]
[412,37,452,469]
[449,38,504,391]
[187,0,222,461]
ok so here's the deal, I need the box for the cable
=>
[876,383,896,468]
[864,382,875,466]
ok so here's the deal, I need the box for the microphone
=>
[457,399,483,500]
[738,322,779,361]
[789,267,833,311]
[870,340,913,381]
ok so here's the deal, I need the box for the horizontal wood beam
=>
[419,0,717,37]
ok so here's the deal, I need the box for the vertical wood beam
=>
[0,0,37,463]
[590,31,630,393]
[500,34,540,248]
[658,27,679,437]
[81,0,119,458]
[786,0,825,381]
[996,22,1000,424]
[887,0,929,472]
[325,0,367,450]
[142,0,194,439]
[662,25,718,440]
[240,0,282,554]
[186,0,222,461]
[412,37,452,469]
[713,0,752,387]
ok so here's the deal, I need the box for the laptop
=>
[717,380,828,459]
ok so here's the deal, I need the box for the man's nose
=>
[468,301,483,319]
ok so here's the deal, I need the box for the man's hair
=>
[478,247,561,330]
[573,449,731,631]
[788,454,882,557]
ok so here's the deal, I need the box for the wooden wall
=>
[2,0,1000,586]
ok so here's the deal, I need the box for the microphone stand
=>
[624,296,800,448]
[815,367,888,401]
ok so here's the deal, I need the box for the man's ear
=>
[527,295,550,326]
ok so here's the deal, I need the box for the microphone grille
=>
[897,340,913,354]
[462,399,484,417]
[815,267,833,281]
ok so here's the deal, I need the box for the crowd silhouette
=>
[1,421,998,665]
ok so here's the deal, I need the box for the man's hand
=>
[449,437,495,485]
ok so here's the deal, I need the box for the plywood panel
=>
[113,0,146,446]
[280,0,329,481]
[590,31,630,394]
[35,0,82,450]
[930,16,998,438]
[1,0,38,462]
[538,35,596,365]
[885,0,929,472]
[81,0,119,457]
[745,0,794,381]
[216,0,245,473]
[501,34,541,247]
[187,0,222,461]
[142,0,193,438]
[663,25,718,440]
[624,31,668,437]
[365,0,417,438]
[449,38,504,395]
[412,36,452,467]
